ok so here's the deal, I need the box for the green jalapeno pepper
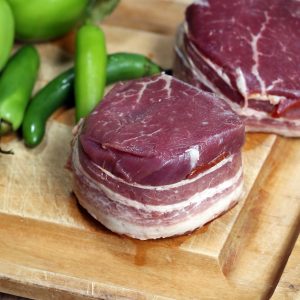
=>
[106,53,161,84]
[0,45,40,135]
[7,0,89,41]
[0,0,14,71]
[75,24,107,121]
[22,69,74,148]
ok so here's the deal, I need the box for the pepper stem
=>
[0,119,14,155]
[0,119,13,136]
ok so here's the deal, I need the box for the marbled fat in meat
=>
[79,74,244,185]
[174,0,300,136]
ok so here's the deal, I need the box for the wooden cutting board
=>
[0,2,299,299]
[272,236,300,299]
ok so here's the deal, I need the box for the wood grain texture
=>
[103,0,192,35]
[0,1,300,299]
[272,236,300,300]
[221,137,300,299]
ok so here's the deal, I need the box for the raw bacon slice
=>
[174,0,300,137]
[70,74,245,240]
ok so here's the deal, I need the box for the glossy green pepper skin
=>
[22,69,75,148]
[75,24,107,121]
[106,53,162,85]
[0,0,14,71]
[7,0,89,41]
[0,45,40,135]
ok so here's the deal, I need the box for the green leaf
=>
[89,0,120,22]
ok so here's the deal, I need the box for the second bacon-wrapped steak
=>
[70,74,245,240]
[174,0,300,137]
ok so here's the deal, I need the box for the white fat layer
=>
[236,67,248,99]
[245,125,300,137]
[248,93,282,105]
[175,44,214,94]
[240,106,269,118]
[164,74,172,98]
[266,78,283,92]
[93,154,233,191]
[75,149,242,212]
[196,71,300,125]
[196,0,210,7]
[77,180,244,240]
[186,146,200,169]
[175,41,300,126]
[250,12,270,96]
[187,38,233,87]
[176,43,238,111]
[73,139,234,191]
[237,107,300,124]
[175,30,244,113]
[178,45,267,118]
[136,82,148,104]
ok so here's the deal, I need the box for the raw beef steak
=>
[70,74,245,240]
[174,0,300,136]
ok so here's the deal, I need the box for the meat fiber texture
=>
[174,0,300,137]
[70,74,245,240]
